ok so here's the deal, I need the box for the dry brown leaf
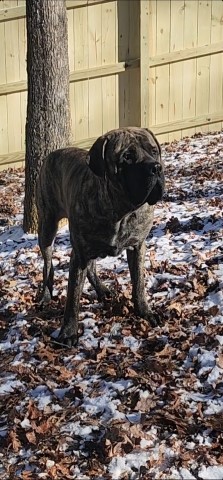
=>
[155,344,176,358]
[26,430,37,445]
[167,301,182,315]
[21,471,34,480]
[96,346,107,361]
[52,365,74,382]
[27,400,42,421]
[207,305,219,316]
[136,396,156,412]
[37,347,57,363]
[33,418,54,434]
[9,429,21,452]
[125,367,138,378]
[216,353,223,369]
[149,250,158,269]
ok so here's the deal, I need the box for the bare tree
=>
[23,0,71,233]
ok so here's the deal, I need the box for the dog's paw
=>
[97,285,114,301]
[57,323,78,348]
[37,286,52,305]
[136,304,161,327]
[143,310,160,327]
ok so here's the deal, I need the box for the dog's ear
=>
[86,136,109,178]
[143,128,161,157]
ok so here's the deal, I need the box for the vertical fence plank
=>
[140,0,150,128]
[20,90,27,157]
[18,17,26,161]
[73,5,89,141]
[117,0,130,127]
[18,18,26,80]
[88,3,103,138]
[67,8,75,141]
[195,0,212,133]
[0,21,8,155]
[128,0,140,126]
[102,1,117,132]
[182,0,198,138]
[5,18,22,152]
[156,0,170,143]
[148,0,157,131]
[7,93,22,152]
[114,1,119,128]
[209,1,223,132]
[169,0,185,141]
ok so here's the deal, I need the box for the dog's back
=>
[36,147,89,222]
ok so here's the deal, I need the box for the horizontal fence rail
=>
[0,111,222,168]
[0,59,140,97]
[0,0,114,22]
[149,42,223,68]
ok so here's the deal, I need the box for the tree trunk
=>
[23,0,71,233]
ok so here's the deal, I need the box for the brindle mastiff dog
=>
[36,127,165,346]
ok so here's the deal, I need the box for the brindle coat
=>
[36,127,165,346]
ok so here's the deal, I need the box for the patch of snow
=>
[0,378,24,395]
[204,400,223,416]
[61,421,98,439]
[29,385,52,410]
[216,335,223,345]
[123,336,140,351]
[126,412,142,424]
[108,451,149,480]
[198,466,223,479]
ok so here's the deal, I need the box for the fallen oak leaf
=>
[21,471,34,480]
[8,429,22,452]
[27,400,43,421]
[206,305,219,317]
[96,346,107,361]
[167,302,182,316]
[47,461,73,479]
[216,353,223,369]
[155,344,176,358]
[32,417,57,435]
[26,430,37,445]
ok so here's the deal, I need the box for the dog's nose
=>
[148,162,162,175]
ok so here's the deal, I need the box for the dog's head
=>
[86,127,164,207]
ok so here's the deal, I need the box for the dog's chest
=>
[79,204,154,260]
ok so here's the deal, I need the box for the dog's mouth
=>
[146,175,165,205]
[120,162,164,207]
[123,169,164,207]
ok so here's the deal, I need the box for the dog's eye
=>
[123,152,133,164]
[151,147,158,157]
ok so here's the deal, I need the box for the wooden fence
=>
[0,0,223,170]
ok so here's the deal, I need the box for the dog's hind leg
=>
[59,249,87,346]
[87,260,111,301]
[127,242,159,327]
[38,215,58,303]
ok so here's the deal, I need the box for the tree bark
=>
[23,0,71,233]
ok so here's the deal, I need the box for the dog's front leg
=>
[87,260,111,301]
[38,216,58,303]
[58,249,87,347]
[127,242,159,327]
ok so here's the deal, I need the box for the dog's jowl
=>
[36,127,165,346]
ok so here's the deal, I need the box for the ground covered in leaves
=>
[0,132,223,480]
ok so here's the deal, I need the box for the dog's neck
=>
[105,177,137,220]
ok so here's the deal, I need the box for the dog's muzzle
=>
[120,159,164,207]
[146,162,162,176]
[144,161,164,205]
